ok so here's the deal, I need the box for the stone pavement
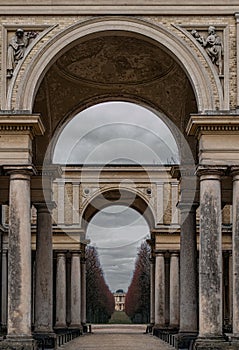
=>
[60,325,174,350]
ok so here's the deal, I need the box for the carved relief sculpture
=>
[191,26,223,76]
[7,28,38,79]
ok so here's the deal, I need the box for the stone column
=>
[1,249,8,332]
[70,252,82,330]
[231,168,239,340]
[81,258,87,325]
[235,13,239,107]
[154,252,165,328]
[170,253,179,328]
[178,202,198,334]
[229,253,233,331]
[55,252,67,329]
[195,167,225,348]
[150,258,155,325]
[34,203,55,345]
[5,168,35,349]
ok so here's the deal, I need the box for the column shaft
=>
[55,253,67,329]
[81,260,86,325]
[170,253,179,328]
[179,204,198,333]
[232,173,239,336]
[150,259,155,324]
[229,253,233,330]
[34,204,53,333]
[70,252,81,328]
[8,171,32,338]
[199,172,223,338]
[1,249,8,330]
[155,253,165,327]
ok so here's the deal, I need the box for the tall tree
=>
[125,241,150,323]
[86,246,115,323]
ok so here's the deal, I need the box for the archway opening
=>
[85,204,150,325]
[53,101,180,166]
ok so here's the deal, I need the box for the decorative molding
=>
[13,17,215,112]
[0,2,239,15]
[0,114,45,136]
[196,165,228,177]
[186,114,239,137]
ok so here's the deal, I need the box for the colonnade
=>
[0,167,86,349]
[151,166,239,349]
[1,165,239,350]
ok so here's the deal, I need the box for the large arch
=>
[80,186,156,231]
[10,17,220,112]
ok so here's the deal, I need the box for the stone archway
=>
[9,17,220,114]
[1,12,238,350]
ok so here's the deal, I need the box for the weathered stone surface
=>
[34,203,54,333]
[199,172,223,338]
[154,253,165,327]
[8,171,32,338]
[178,203,198,333]
[55,253,67,329]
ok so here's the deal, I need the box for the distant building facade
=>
[114,289,126,311]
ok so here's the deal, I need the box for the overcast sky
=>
[53,101,179,165]
[53,102,179,292]
[86,205,150,292]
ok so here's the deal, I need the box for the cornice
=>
[186,114,239,137]
[0,2,239,15]
[0,114,45,136]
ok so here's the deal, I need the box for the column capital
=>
[56,251,67,258]
[71,251,81,257]
[1,248,8,255]
[196,165,227,179]
[170,252,180,257]
[4,164,36,177]
[154,250,166,256]
[230,166,239,178]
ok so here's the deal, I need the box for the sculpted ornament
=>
[7,28,38,79]
[191,26,223,76]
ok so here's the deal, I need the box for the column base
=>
[1,336,36,350]
[174,332,198,349]
[33,332,56,350]
[69,325,83,335]
[194,336,228,350]
[81,323,88,333]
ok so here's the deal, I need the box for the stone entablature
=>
[1,1,239,15]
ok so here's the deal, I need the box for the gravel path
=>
[60,325,174,350]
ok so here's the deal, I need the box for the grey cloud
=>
[87,205,149,292]
[53,102,179,164]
